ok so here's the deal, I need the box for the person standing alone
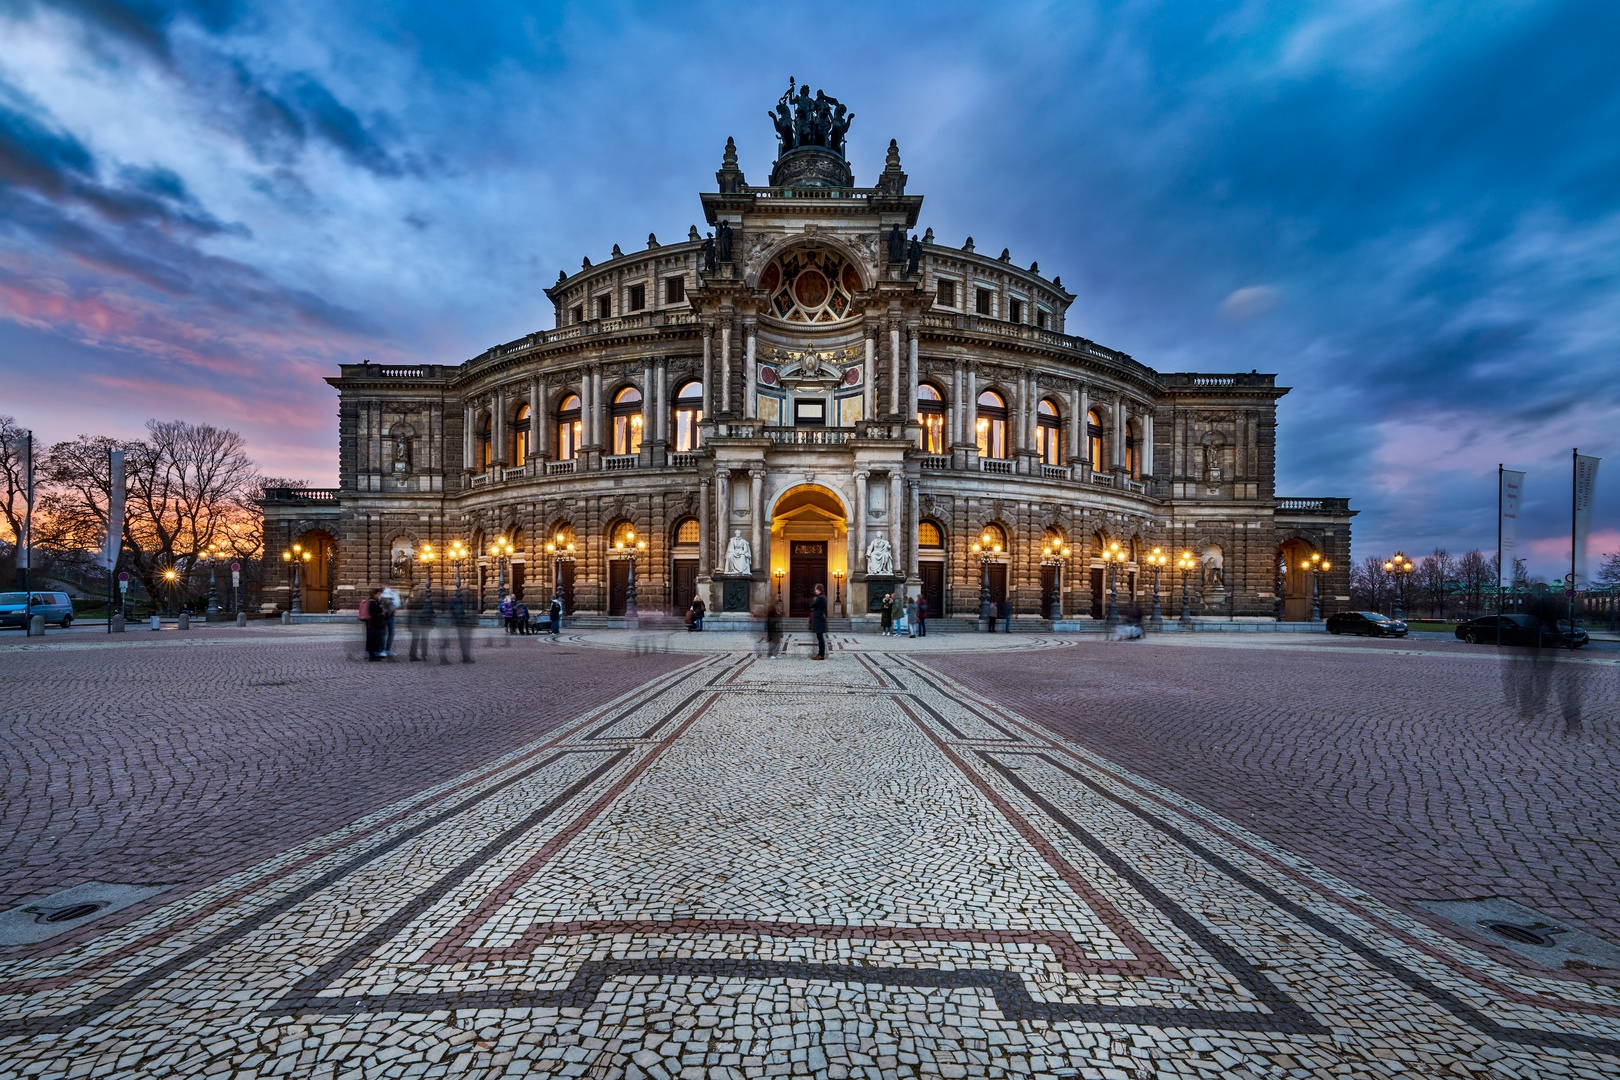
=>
[360,588,387,661]
[810,583,828,660]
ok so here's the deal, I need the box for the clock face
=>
[763,245,859,323]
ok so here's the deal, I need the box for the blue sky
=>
[1,0,1616,576]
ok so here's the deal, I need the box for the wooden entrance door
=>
[608,560,630,616]
[511,562,525,601]
[1040,566,1057,618]
[987,564,1007,612]
[1090,568,1104,618]
[789,541,827,617]
[672,560,697,615]
[919,562,945,618]
[557,562,576,614]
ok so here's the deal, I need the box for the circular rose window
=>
[763,246,860,323]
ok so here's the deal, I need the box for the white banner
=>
[1573,454,1601,587]
[10,432,30,571]
[1500,468,1525,582]
[104,449,125,573]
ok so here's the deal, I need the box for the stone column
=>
[907,480,920,579]
[889,320,901,416]
[701,329,714,416]
[656,357,669,443]
[863,330,876,421]
[1114,397,1126,469]
[888,472,903,581]
[1028,372,1039,451]
[716,470,730,565]
[1143,409,1154,477]
[951,362,964,445]
[853,471,869,572]
[744,324,757,419]
[491,388,507,467]
[698,476,712,576]
[907,327,919,424]
[641,361,653,459]
[1069,386,1083,465]
[579,369,591,448]
[462,403,475,471]
[1078,385,1090,468]
[966,367,978,450]
[528,376,541,460]
[593,368,605,450]
[749,469,764,572]
[720,319,732,414]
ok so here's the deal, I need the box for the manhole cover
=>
[0,882,177,946]
[1416,897,1620,970]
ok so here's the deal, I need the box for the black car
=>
[1454,614,1588,649]
[1325,611,1408,637]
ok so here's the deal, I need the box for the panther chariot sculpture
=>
[768,77,854,158]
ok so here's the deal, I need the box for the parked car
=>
[0,591,74,629]
[1454,614,1588,649]
[1325,611,1409,637]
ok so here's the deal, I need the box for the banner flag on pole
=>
[1500,469,1525,581]
[13,432,30,572]
[104,449,125,573]
[1573,454,1600,588]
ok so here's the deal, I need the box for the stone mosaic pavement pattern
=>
[3,635,1620,1078]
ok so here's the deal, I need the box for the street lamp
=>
[489,536,515,604]
[545,533,576,605]
[1040,542,1071,621]
[1177,550,1196,628]
[1146,547,1168,629]
[969,529,1001,629]
[1301,551,1332,622]
[163,566,178,617]
[204,543,222,614]
[613,530,647,618]
[281,542,311,614]
[448,539,468,602]
[773,567,786,605]
[418,543,437,613]
[1383,551,1414,620]
[832,568,845,617]
[1099,541,1124,627]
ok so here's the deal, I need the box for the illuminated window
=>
[976,390,1007,459]
[511,403,531,462]
[1125,421,1140,478]
[674,517,699,546]
[1087,409,1105,472]
[557,394,582,461]
[476,412,492,471]
[673,381,704,452]
[611,386,643,456]
[917,383,946,454]
[918,521,943,549]
[610,520,637,547]
[1036,398,1061,465]
[980,523,1007,553]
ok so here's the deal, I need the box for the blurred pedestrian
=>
[890,592,906,637]
[450,592,475,663]
[689,594,706,631]
[765,601,782,658]
[916,594,928,637]
[905,596,918,638]
[879,593,894,636]
[1001,597,1012,634]
[514,598,531,635]
[810,583,828,659]
[406,589,430,661]
[499,593,516,634]
[379,585,400,657]
[360,588,386,661]
[548,590,564,636]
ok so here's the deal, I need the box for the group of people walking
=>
[357,587,565,662]
[878,592,928,637]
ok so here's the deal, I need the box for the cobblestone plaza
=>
[3,628,1618,1078]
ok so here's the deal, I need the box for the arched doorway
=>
[295,529,336,613]
[770,485,848,618]
[1277,538,1316,621]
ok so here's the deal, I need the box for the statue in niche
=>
[906,235,922,275]
[724,535,752,575]
[702,233,718,273]
[716,221,733,263]
[886,223,906,264]
[866,535,895,577]
[392,435,411,473]
[1202,557,1224,590]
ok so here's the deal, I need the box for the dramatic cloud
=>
[0,0,1615,575]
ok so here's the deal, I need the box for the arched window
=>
[1087,409,1106,472]
[917,383,946,454]
[610,520,639,549]
[672,381,703,452]
[611,386,643,456]
[977,523,1008,554]
[557,394,582,461]
[672,517,699,547]
[1125,421,1140,478]
[511,403,531,463]
[1036,398,1061,465]
[976,390,1007,459]
[918,521,943,549]
[510,526,526,555]
[476,413,492,471]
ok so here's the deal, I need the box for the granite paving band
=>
[2,637,1618,1078]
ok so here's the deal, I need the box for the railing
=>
[710,419,764,440]
[1277,497,1351,512]
[918,313,1121,363]
[1091,471,1114,486]
[1119,477,1147,494]
[468,310,702,367]
[980,458,1013,475]
[261,486,341,503]
[604,455,638,471]
[1042,465,1072,481]
[919,455,949,470]
[469,473,490,487]
[766,427,850,445]
[545,460,577,476]
[503,465,528,481]
[855,419,910,440]
[668,453,698,468]
[371,365,429,378]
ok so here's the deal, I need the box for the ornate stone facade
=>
[263,90,1354,624]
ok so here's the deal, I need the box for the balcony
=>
[669,453,699,468]
[545,460,577,476]
[604,455,638,471]
[979,458,1013,475]
[919,455,949,470]
[766,427,850,446]
[1277,497,1353,513]
[261,486,341,504]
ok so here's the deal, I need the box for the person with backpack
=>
[688,594,706,631]
[359,588,386,661]
[513,598,530,635]
[548,590,564,636]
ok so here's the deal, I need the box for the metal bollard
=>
[236,612,247,627]
[150,615,162,630]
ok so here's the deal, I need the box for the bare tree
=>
[1415,547,1455,619]
[1597,550,1620,588]
[38,435,129,582]
[0,416,30,581]
[1350,555,1392,613]
[1456,549,1492,617]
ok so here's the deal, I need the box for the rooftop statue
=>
[768,78,854,158]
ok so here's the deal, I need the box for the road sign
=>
[1565,589,1575,598]
[232,571,241,587]
[231,561,241,572]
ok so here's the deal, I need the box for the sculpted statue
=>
[716,221,733,263]
[770,80,853,158]
[793,85,814,146]
[724,535,753,575]
[906,235,922,275]
[769,98,794,155]
[866,535,895,577]
[702,233,718,273]
[1203,559,1224,589]
[829,103,853,155]
[886,223,906,264]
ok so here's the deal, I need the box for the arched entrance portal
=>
[296,529,336,613]
[1277,538,1316,622]
[770,485,848,618]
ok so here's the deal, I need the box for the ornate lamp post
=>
[204,542,222,614]
[1302,551,1331,622]
[281,542,311,615]
[1040,542,1071,621]
[1146,547,1168,629]
[773,567,785,606]
[1099,541,1124,627]
[418,543,436,614]
[490,536,515,603]
[163,566,178,617]
[613,530,647,618]
[969,529,1001,629]
[448,539,468,603]
[545,533,576,605]
[1177,550,1196,628]
[1384,551,1414,620]
[832,568,845,618]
